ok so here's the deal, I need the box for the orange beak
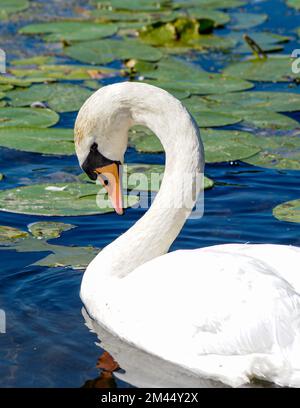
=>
[95,163,123,215]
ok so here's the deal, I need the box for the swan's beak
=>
[95,163,123,215]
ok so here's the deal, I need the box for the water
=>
[0,0,300,388]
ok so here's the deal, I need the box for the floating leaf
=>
[0,182,139,216]
[0,225,29,242]
[19,21,118,42]
[191,111,241,127]
[0,107,59,128]
[0,173,3,181]
[224,56,299,82]
[0,0,29,19]
[273,199,300,223]
[6,83,92,113]
[233,32,290,54]
[201,129,260,163]
[0,127,74,155]
[28,221,75,239]
[92,0,168,11]
[0,224,99,269]
[0,76,32,87]
[239,111,300,130]
[11,55,56,66]
[144,75,253,94]
[0,84,13,92]
[177,0,246,7]
[65,38,162,64]
[243,132,300,170]
[229,13,268,30]
[198,91,300,113]
[286,0,300,10]
[187,8,230,26]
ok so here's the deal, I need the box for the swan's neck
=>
[84,84,204,283]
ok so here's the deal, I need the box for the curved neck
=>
[85,83,204,280]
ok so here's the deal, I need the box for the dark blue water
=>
[0,0,300,388]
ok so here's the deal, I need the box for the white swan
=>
[75,82,300,388]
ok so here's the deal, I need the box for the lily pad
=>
[0,173,3,181]
[273,199,300,223]
[187,8,230,26]
[233,32,290,54]
[0,76,33,87]
[229,13,268,30]
[11,55,56,66]
[239,111,300,130]
[178,0,246,7]
[191,111,241,127]
[224,56,299,82]
[65,38,163,64]
[144,74,253,94]
[19,21,118,42]
[243,132,300,170]
[28,221,75,239]
[199,91,300,113]
[201,129,260,163]
[0,0,29,19]
[6,83,92,113]
[0,182,139,216]
[0,127,74,155]
[286,0,300,10]
[0,225,29,241]
[0,223,99,269]
[92,0,168,11]
[0,108,59,128]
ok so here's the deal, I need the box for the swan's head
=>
[74,84,133,215]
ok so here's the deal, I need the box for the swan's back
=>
[96,244,300,387]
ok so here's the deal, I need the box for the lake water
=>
[0,0,300,387]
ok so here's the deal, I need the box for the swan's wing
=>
[103,246,300,386]
[207,244,300,293]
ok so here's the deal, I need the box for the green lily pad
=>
[192,111,241,127]
[11,55,56,66]
[144,75,253,94]
[0,127,74,155]
[199,91,300,113]
[0,76,33,87]
[65,38,163,64]
[0,173,4,181]
[0,0,29,19]
[92,0,168,11]
[233,32,290,54]
[178,0,246,7]
[0,84,13,92]
[286,0,300,10]
[0,225,29,242]
[224,56,299,82]
[0,182,139,216]
[126,163,214,191]
[187,8,230,26]
[6,83,93,113]
[28,221,75,239]
[0,108,59,128]
[243,132,300,170]
[239,111,300,130]
[19,21,118,42]
[0,223,99,269]
[229,13,268,30]
[201,129,260,163]
[273,199,300,223]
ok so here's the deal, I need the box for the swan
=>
[75,82,300,388]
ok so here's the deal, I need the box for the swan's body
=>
[75,82,300,388]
